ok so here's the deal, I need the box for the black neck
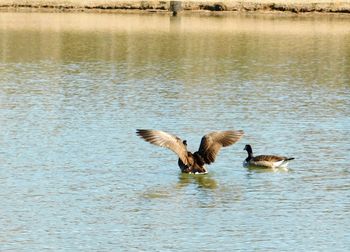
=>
[245,148,253,161]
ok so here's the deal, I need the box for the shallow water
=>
[0,12,350,251]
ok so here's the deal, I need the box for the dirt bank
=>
[0,1,350,14]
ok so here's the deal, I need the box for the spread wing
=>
[197,130,244,164]
[136,129,189,165]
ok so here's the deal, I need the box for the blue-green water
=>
[0,12,350,251]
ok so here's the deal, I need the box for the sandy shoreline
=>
[0,1,350,14]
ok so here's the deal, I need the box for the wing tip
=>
[234,129,245,136]
[136,128,151,135]
[136,129,143,137]
[136,129,155,141]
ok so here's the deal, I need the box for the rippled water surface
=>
[1,12,350,251]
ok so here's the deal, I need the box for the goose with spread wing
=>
[243,144,294,169]
[136,129,244,174]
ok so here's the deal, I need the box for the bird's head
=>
[244,144,252,153]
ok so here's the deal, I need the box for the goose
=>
[243,144,294,169]
[136,129,244,174]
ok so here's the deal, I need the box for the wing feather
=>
[136,129,189,165]
[197,130,244,164]
[252,155,286,162]
[250,155,291,168]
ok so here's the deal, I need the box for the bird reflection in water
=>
[245,165,291,175]
[176,173,218,189]
[142,173,218,200]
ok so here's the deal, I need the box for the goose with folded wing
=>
[243,144,294,169]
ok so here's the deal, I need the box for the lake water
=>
[0,12,349,251]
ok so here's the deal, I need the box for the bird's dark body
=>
[178,152,207,174]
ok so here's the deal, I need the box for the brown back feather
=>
[252,155,286,162]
